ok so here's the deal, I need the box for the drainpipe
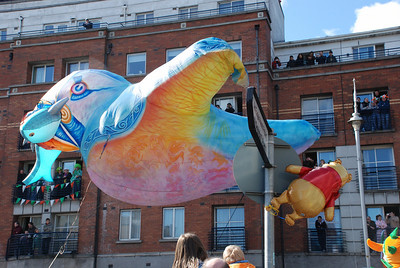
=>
[274,85,279,119]
[18,16,24,35]
[255,24,260,97]
[104,42,113,70]
[123,4,128,25]
[93,187,101,268]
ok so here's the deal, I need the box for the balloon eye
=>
[29,133,35,137]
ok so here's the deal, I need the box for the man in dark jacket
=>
[315,216,327,251]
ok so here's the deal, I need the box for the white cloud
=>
[351,1,400,33]
[323,28,339,36]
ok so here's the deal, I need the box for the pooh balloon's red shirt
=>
[299,166,342,208]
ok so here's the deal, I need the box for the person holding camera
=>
[386,212,399,233]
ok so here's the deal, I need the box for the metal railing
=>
[12,180,82,204]
[279,47,400,69]
[5,231,78,260]
[302,112,335,135]
[307,228,346,253]
[209,227,246,251]
[2,3,266,41]
[363,166,397,190]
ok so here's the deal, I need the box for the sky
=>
[281,0,400,41]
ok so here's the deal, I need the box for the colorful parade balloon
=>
[20,37,320,205]
[368,228,400,268]
[266,159,352,226]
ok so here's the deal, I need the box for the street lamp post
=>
[348,78,371,268]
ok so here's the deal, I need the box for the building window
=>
[213,93,243,115]
[219,0,244,14]
[362,147,396,190]
[32,64,54,83]
[307,209,344,252]
[127,53,146,75]
[228,41,242,59]
[179,6,198,19]
[66,60,89,75]
[353,46,375,60]
[136,12,154,25]
[44,25,54,34]
[304,150,336,167]
[54,214,79,232]
[212,206,245,250]
[1,29,6,41]
[367,206,400,240]
[58,24,68,32]
[163,207,184,239]
[302,97,334,135]
[119,209,141,241]
[166,48,185,62]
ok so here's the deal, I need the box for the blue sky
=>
[281,0,400,41]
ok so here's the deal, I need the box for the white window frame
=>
[54,213,79,232]
[66,60,89,75]
[219,0,245,14]
[119,209,141,241]
[32,64,54,84]
[166,48,185,62]
[127,52,146,75]
[228,41,242,60]
[179,6,198,19]
[136,12,154,25]
[213,95,241,114]
[214,206,244,228]
[301,96,334,135]
[162,207,184,239]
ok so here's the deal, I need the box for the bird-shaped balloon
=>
[20,37,320,205]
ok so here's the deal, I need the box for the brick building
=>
[0,0,399,267]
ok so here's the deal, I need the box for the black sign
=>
[246,86,272,168]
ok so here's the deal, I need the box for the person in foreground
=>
[223,245,256,268]
[172,233,208,268]
[203,257,229,268]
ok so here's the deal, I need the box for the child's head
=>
[223,245,245,264]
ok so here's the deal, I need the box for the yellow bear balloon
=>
[266,159,352,226]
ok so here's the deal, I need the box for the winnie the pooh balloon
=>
[266,159,351,226]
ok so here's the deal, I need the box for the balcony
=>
[2,2,266,41]
[301,112,335,135]
[6,232,78,260]
[12,181,82,204]
[307,228,346,253]
[363,166,398,190]
[209,227,246,251]
[279,47,400,68]
[360,108,393,133]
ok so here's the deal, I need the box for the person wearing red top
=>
[272,57,281,69]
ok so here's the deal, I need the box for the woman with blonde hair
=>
[172,233,208,268]
[223,245,255,268]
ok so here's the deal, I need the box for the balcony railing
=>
[363,166,397,190]
[307,228,346,253]
[5,232,78,260]
[1,2,266,41]
[12,181,82,204]
[209,227,246,251]
[279,47,400,69]
[302,112,335,135]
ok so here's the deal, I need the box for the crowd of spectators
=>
[356,91,391,131]
[272,50,338,69]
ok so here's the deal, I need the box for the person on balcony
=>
[71,164,82,197]
[23,222,38,255]
[295,53,304,67]
[326,50,337,63]
[360,98,371,131]
[225,103,235,113]
[373,90,382,104]
[286,55,296,68]
[316,51,326,64]
[386,212,399,233]
[376,214,387,242]
[16,169,27,200]
[315,216,327,252]
[378,94,390,130]
[83,18,93,29]
[41,218,53,254]
[223,245,256,268]
[11,221,23,258]
[172,233,208,268]
[306,52,315,65]
[272,57,281,69]
[51,167,64,199]
[367,216,377,242]
[370,98,381,131]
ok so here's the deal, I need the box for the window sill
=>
[116,240,142,244]
[159,238,178,243]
